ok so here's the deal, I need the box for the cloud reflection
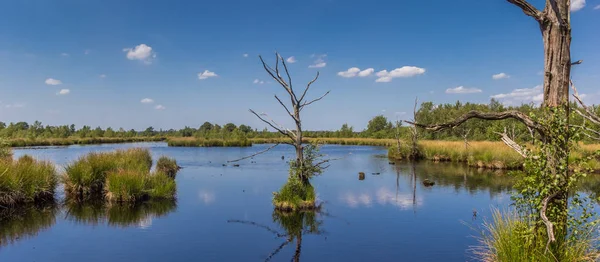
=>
[198,190,216,205]
[340,187,422,210]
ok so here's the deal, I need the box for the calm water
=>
[0,143,514,262]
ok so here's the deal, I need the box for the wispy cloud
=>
[445,86,482,94]
[141,98,154,104]
[84,49,91,55]
[375,66,426,82]
[198,70,218,80]
[243,53,249,58]
[337,67,374,78]
[45,78,62,85]
[57,89,70,95]
[4,103,25,108]
[60,53,70,57]
[253,79,264,84]
[123,44,156,64]
[99,74,107,78]
[155,105,166,110]
[492,72,510,80]
[572,0,586,11]
[308,54,327,68]
[286,56,297,63]
[594,4,600,10]
[491,85,542,105]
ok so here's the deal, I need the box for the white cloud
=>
[572,0,585,11]
[337,67,361,78]
[491,85,542,104]
[286,56,297,63]
[338,67,375,78]
[57,89,70,95]
[60,53,69,57]
[375,66,426,82]
[155,104,166,110]
[308,54,327,68]
[84,49,90,55]
[141,98,154,104]
[45,78,62,85]
[445,86,482,94]
[198,70,218,80]
[243,53,248,58]
[595,4,600,10]
[123,44,155,64]
[253,79,264,84]
[99,74,107,78]
[4,103,25,108]
[395,111,407,115]
[358,68,374,77]
[492,72,510,80]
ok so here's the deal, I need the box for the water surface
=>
[1,143,513,261]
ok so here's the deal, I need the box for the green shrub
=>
[156,156,180,179]
[0,155,57,206]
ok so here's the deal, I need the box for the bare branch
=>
[259,55,288,88]
[495,131,527,158]
[279,55,295,99]
[249,109,295,142]
[228,143,281,163]
[405,110,545,136]
[274,95,296,121]
[299,72,320,103]
[571,125,600,140]
[541,192,559,253]
[301,91,330,109]
[571,60,583,65]
[507,0,544,22]
[571,80,600,125]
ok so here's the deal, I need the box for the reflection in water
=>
[0,203,58,247]
[65,200,177,228]
[198,190,216,205]
[340,189,423,210]
[229,209,324,262]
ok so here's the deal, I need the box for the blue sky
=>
[0,0,599,131]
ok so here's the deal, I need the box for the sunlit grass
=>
[473,209,599,262]
[7,137,165,147]
[156,156,180,179]
[273,175,317,211]
[0,155,57,206]
[167,137,252,147]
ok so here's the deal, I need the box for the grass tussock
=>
[63,148,152,199]
[167,137,252,147]
[64,148,178,202]
[156,156,180,179]
[473,209,599,262]
[273,176,317,211]
[0,155,57,207]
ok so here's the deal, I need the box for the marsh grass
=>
[156,156,180,179]
[63,148,152,199]
[105,170,176,202]
[0,203,57,246]
[472,209,599,262]
[273,175,317,211]
[0,155,57,206]
[167,137,252,147]
[7,137,165,147]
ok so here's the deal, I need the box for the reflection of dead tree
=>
[409,98,420,159]
[411,162,417,213]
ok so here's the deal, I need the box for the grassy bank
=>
[7,137,165,147]
[0,155,58,206]
[389,141,600,171]
[167,137,252,147]
[64,148,179,202]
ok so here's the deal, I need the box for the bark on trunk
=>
[540,1,571,108]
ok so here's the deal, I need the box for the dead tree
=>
[405,0,576,249]
[250,52,330,184]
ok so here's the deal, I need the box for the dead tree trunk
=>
[250,53,330,184]
[406,0,575,248]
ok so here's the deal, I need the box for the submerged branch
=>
[227,143,281,163]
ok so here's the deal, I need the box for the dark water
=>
[0,143,514,262]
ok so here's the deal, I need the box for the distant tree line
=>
[1,99,597,142]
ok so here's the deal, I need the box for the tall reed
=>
[0,155,57,206]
